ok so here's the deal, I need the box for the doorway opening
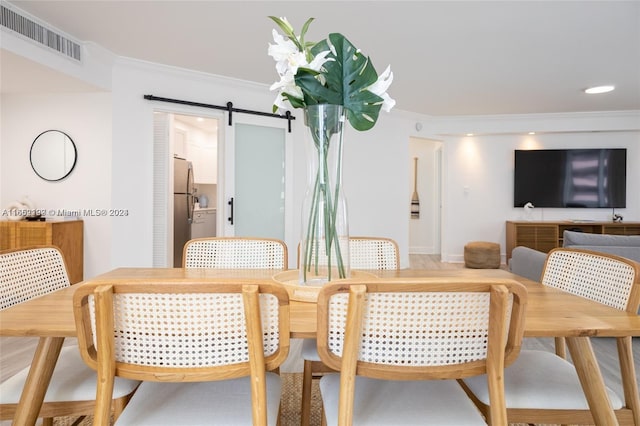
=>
[152,110,220,267]
[152,108,293,267]
[408,137,443,256]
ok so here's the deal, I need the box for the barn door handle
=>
[228,197,234,225]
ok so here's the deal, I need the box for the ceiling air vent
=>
[1,4,81,61]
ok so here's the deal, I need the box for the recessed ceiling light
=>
[584,85,615,94]
[466,133,474,137]
[528,132,536,135]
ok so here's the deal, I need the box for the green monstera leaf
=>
[295,33,384,131]
[269,17,393,131]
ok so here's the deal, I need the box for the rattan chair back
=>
[73,279,290,425]
[316,278,527,425]
[462,248,640,425]
[542,248,640,313]
[297,236,399,270]
[1,246,69,310]
[183,237,288,269]
[299,236,399,426]
[349,237,400,270]
[0,246,139,423]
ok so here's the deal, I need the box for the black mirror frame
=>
[29,130,78,182]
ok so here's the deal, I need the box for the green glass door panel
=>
[234,123,285,239]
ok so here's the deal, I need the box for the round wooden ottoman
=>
[464,241,501,269]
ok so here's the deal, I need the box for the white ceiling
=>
[174,113,219,134]
[2,0,639,117]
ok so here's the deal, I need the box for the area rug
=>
[50,373,558,425]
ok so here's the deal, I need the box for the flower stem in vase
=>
[300,104,350,285]
[267,17,394,284]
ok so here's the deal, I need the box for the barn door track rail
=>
[143,95,295,132]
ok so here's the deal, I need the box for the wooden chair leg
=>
[617,336,640,425]
[555,336,567,358]
[554,334,568,426]
[301,359,313,426]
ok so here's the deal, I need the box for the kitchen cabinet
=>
[173,129,187,159]
[173,120,217,184]
[191,209,216,238]
[189,143,217,184]
[0,220,84,283]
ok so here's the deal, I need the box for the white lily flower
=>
[378,92,396,112]
[270,69,304,115]
[270,72,302,97]
[368,65,393,94]
[268,30,297,63]
[308,50,333,72]
[284,50,308,75]
[273,83,303,113]
[273,93,292,114]
[269,29,332,79]
[269,30,307,77]
[367,65,395,112]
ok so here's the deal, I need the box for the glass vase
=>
[299,104,350,285]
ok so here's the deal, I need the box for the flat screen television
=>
[514,148,626,208]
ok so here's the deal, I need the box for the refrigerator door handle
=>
[228,197,234,225]
[187,194,194,223]
[187,162,194,193]
[187,162,195,222]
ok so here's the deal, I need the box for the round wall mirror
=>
[30,130,78,181]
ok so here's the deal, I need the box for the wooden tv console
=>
[505,220,640,260]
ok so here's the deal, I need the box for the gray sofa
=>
[509,231,640,282]
[562,230,640,262]
[508,246,547,282]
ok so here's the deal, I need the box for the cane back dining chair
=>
[73,278,290,425]
[183,237,288,269]
[0,246,139,424]
[300,236,399,425]
[462,248,640,425]
[316,278,528,425]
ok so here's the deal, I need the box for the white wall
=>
[340,113,411,267]
[437,130,640,263]
[107,59,412,270]
[1,93,113,279]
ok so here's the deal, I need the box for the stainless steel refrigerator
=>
[173,157,195,266]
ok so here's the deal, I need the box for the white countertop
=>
[194,207,216,212]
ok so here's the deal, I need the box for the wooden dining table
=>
[2,267,639,425]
